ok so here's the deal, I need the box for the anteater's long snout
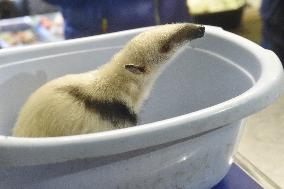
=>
[181,24,205,41]
[189,25,205,39]
[166,24,205,46]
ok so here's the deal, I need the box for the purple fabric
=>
[44,0,190,39]
[212,164,262,189]
[260,0,284,64]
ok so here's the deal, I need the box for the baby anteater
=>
[13,23,205,137]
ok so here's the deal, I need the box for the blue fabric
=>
[260,0,284,64]
[212,164,262,189]
[44,0,190,39]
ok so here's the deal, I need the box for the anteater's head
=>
[116,23,205,77]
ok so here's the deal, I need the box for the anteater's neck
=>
[88,62,156,113]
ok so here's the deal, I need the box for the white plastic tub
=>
[0,26,283,189]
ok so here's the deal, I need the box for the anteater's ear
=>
[124,64,146,74]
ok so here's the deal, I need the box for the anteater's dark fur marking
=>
[58,86,137,127]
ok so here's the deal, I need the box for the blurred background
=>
[0,0,256,47]
[0,0,283,188]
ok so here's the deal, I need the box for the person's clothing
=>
[45,0,190,39]
[260,0,284,64]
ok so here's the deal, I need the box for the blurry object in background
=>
[34,13,64,41]
[0,16,36,47]
[0,13,64,48]
[27,0,57,15]
[0,30,36,47]
[246,0,260,8]
[188,0,245,15]
[44,0,191,39]
[188,0,246,29]
[0,0,58,19]
[260,0,284,65]
[0,0,20,19]
[230,1,261,44]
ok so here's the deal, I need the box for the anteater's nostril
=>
[188,25,205,39]
[199,26,205,34]
[196,26,205,38]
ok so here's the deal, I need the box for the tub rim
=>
[0,26,283,167]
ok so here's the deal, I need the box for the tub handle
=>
[265,50,284,93]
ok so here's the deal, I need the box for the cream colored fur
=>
[12,23,204,137]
